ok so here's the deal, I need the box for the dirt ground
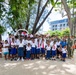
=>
[0,51,76,75]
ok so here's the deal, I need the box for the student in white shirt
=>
[62,46,67,62]
[56,39,61,58]
[17,39,24,61]
[36,39,41,59]
[30,38,36,60]
[10,38,17,61]
[41,38,46,59]
[45,40,51,60]
[26,43,31,60]
[51,41,57,60]
[3,40,9,60]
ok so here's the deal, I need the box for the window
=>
[55,28,57,30]
[60,24,62,27]
[67,24,68,26]
[53,25,54,27]
[53,29,54,31]
[55,25,57,27]
[63,24,65,27]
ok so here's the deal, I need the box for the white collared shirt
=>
[62,48,67,53]
[26,45,31,51]
[3,43,9,52]
[31,41,36,48]
[46,45,51,51]
[52,44,57,51]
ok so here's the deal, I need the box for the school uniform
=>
[7,37,12,55]
[56,41,60,48]
[52,44,57,57]
[10,42,17,55]
[41,41,46,54]
[26,40,31,45]
[62,48,67,58]
[15,39,20,46]
[46,45,51,59]
[3,43,9,55]
[36,41,41,54]
[31,41,36,54]
[56,41,60,55]
[26,45,31,59]
[18,42,24,57]
[50,41,54,57]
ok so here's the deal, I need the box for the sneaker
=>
[11,58,13,61]
[14,58,17,61]
[17,58,20,61]
[21,58,24,61]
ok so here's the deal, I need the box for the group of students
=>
[0,34,71,62]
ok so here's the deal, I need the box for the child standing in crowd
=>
[31,38,36,60]
[36,39,41,59]
[3,40,9,60]
[26,43,31,60]
[56,39,61,59]
[62,46,67,62]
[10,38,17,61]
[41,38,46,59]
[45,40,51,60]
[17,39,24,61]
[51,41,57,60]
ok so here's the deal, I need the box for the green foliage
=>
[46,28,70,37]
[62,28,70,36]
[50,0,55,6]
[6,0,36,30]
[0,25,6,34]
[0,0,58,34]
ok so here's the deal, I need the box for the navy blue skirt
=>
[26,51,31,59]
[36,48,40,54]
[46,51,51,59]
[62,53,66,58]
[31,47,36,54]
[41,48,45,54]
[52,50,56,56]
[18,47,24,56]
[10,47,17,55]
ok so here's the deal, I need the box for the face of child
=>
[5,41,8,44]
[28,43,30,46]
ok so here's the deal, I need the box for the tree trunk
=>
[25,9,31,30]
[35,0,59,34]
[61,0,73,58]
[0,34,2,41]
[32,0,49,34]
[61,0,72,36]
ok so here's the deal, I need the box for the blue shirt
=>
[60,41,67,48]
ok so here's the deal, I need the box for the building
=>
[50,18,68,31]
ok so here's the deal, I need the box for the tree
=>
[62,28,70,36]
[56,0,76,36]
[45,28,70,37]
[0,0,59,34]
[0,25,6,40]
[60,0,72,36]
